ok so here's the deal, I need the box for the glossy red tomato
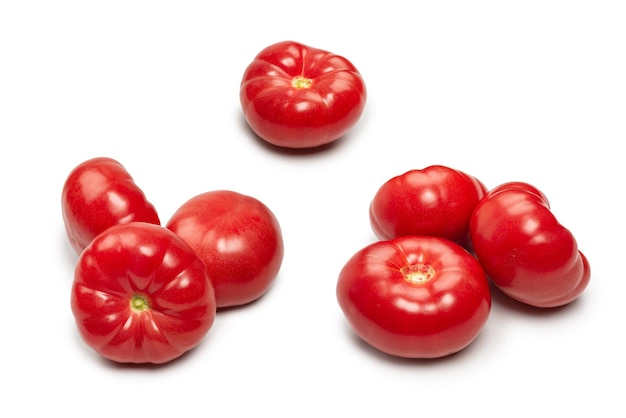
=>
[369,165,488,246]
[336,236,491,359]
[166,190,284,308]
[240,40,367,149]
[470,182,590,308]
[71,222,216,364]
[62,157,160,254]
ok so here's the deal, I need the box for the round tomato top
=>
[369,165,488,245]
[71,222,216,364]
[240,40,366,149]
[166,190,284,308]
[337,236,491,359]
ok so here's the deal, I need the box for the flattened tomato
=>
[71,222,216,364]
[62,157,160,254]
[166,190,284,308]
[240,40,366,149]
[470,182,590,308]
[336,236,491,359]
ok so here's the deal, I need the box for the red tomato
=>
[62,157,160,254]
[166,190,284,308]
[369,165,488,246]
[240,40,367,149]
[71,222,216,364]
[470,181,591,308]
[336,236,491,359]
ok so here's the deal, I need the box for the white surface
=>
[1,1,624,416]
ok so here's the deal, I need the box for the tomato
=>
[336,236,491,359]
[240,40,367,149]
[369,165,488,246]
[166,190,284,308]
[62,157,160,254]
[71,222,216,364]
[469,181,591,308]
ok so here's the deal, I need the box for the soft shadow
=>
[213,272,282,315]
[488,281,583,318]
[341,322,483,368]
[215,293,264,315]
[238,114,355,157]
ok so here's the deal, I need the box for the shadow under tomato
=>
[238,114,354,157]
[487,280,585,318]
[341,322,485,368]
[215,292,267,314]
[212,271,282,314]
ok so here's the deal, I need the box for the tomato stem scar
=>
[401,264,436,284]
[130,294,150,312]
[292,75,313,89]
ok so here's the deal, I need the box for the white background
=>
[1,1,624,416]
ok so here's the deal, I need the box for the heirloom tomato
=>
[166,190,284,308]
[62,157,160,254]
[71,222,216,364]
[469,182,590,308]
[336,236,491,359]
[369,165,488,246]
[240,40,366,149]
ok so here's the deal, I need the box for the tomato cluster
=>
[63,157,284,364]
[62,40,590,364]
[337,165,590,359]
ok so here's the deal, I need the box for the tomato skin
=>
[62,157,160,254]
[469,182,590,308]
[166,190,284,308]
[336,236,491,359]
[369,165,488,245]
[240,40,367,149]
[71,222,216,364]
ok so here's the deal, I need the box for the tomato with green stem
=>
[71,222,216,364]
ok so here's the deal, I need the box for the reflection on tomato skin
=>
[337,236,491,359]
[470,181,590,308]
